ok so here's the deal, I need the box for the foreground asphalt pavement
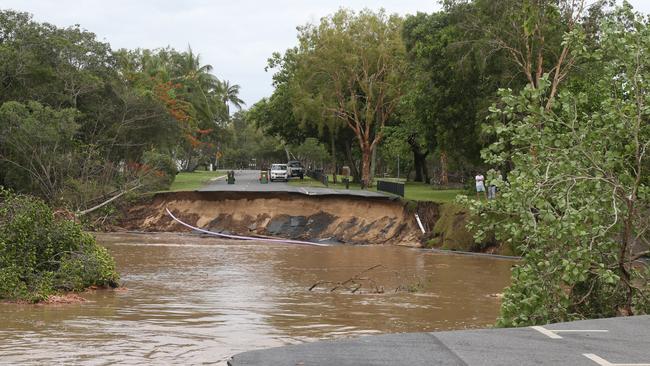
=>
[200,169,391,198]
[228,316,650,366]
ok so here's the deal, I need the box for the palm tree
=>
[218,80,245,115]
[141,48,171,80]
[174,46,222,123]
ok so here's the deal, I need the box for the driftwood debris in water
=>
[309,264,386,294]
[309,264,428,294]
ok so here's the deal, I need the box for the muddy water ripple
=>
[0,232,513,365]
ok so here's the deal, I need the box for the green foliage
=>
[222,111,285,169]
[290,138,330,167]
[0,190,119,302]
[463,5,650,326]
[248,84,311,146]
[270,8,407,186]
[140,150,178,190]
[402,9,498,174]
[379,124,415,179]
[0,101,79,198]
[0,10,241,210]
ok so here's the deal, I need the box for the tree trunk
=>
[440,150,448,185]
[413,151,429,183]
[331,130,337,184]
[414,153,423,182]
[422,158,430,183]
[361,144,372,189]
[408,135,429,183]
[345,141,361,183]
[370,143,377,182]
[183,146,194,172]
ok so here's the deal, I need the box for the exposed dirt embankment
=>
[121,191,423,245]
[118,191,506,252]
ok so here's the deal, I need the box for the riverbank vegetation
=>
[463,3,650,325]
[0,190,119,302]
[0,9,245,302]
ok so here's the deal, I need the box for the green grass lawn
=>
[168,170,227,191]
[288,176,464,203]
[401,182,463,203]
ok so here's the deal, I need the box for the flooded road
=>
[0,232,513,365]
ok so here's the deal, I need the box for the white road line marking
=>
[531,326,608,339]
[584,354,613,366]
[553,330,609,333]
[584,353,650,366]
[531,326,563,339]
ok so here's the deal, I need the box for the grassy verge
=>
[168,170,227,191]
[288,176,464,203]
[400,182,462,203]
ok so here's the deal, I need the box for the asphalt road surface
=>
[228,315,650,366]
[200,169,391,198]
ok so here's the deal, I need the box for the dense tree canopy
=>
[0,10,242,209]
[401,6,513,184]
[268,9,407,187]
[465,3,650,325]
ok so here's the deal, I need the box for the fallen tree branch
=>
[76,184,142,216]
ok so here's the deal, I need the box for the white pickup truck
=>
[287,160,304,179]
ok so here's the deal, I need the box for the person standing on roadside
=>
[475,172,487,200]
[487,169,502,200]
[488,183,497,200]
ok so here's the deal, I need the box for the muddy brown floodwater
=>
[0,232,514,365]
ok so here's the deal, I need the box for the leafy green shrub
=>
[140,150,178,190]
[0,189,119,302]
[464,6,650,326]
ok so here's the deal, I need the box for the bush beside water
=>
[0,190,119,302]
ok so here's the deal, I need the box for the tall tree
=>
[280,9,407,187]
[403,8,512,183]
[458,0,595,108]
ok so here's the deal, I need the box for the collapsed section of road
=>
[121,191,422,245]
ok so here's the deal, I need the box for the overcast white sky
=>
[2,1,649,106]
